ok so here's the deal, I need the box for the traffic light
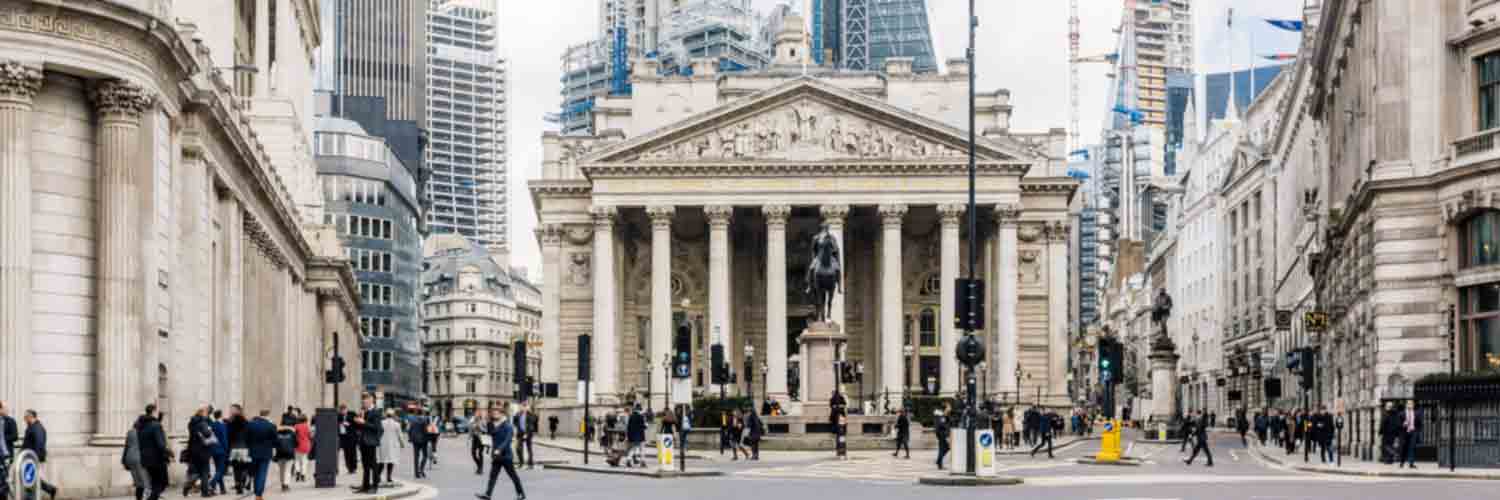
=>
[1097,337,1120,385]
[326,355,346,384]
[578,334,592,381]
[673,320,692,379]
[711,344,727,385]
[1298,347,1316,390]
[954,278,986,331]
[513,339,528,384]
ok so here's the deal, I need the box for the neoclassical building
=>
[422,234,542,419]
[530,18,1077,416]
[0,1,359,496]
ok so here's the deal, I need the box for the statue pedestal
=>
[1147,345,1180,427]
[798,321,846,421]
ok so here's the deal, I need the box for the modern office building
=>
[315,0,428,122]
[427,0,510,252]
[810,0,938,73]
[316,116,426,406]
[1203,65,1286,123]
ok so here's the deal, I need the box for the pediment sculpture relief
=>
[638,98,966,162]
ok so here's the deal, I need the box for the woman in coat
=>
[377,409,404,485]
[123,417,149,500]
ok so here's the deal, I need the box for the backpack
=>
[275,430,296,460]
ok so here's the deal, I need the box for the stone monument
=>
[1147,288,1180,438]
[799,224,846,420]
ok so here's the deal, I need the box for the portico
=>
[532,75,1077,416]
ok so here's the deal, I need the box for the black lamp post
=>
[745,343,755,399]
[903,344,914,404]
[855,362,865,412]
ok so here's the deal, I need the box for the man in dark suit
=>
[514,404,536,469]
[744,408,764,460]
[1399,400,1421,469]
[1031,410,1057,459]
[137,405,170,500]
[477,404,525,500]
[243,409,279,500]
[338,403,358,475]
[0,400,17,456]
[1179,411,1197,452]
[524,408,540,469]
[1314,405,1335,463]
[1184,411,1214,467]
[353,394,384,493]
[22,409,59,498]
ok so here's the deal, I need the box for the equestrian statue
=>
[805,224,844,325]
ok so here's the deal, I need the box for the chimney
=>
[774,13,810,66]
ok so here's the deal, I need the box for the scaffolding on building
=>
[654,0,770,76]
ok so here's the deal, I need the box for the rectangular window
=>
[360,350,370,370]
[360,317,371,337]
[382,285,392,304]
[383,253,393,272]
[1480,52,1500,130]
[383,220,393,239]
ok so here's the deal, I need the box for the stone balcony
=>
[1452,127,1500,170]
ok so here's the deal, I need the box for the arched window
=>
[1463,210,1500,268]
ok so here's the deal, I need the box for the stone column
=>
[590,206,619,402]
[763,204,791,404]
[537,224,563,387]
[819,205,850,328]
[90,79,155,444]
[878,204,907,399]
[0,61,42,413]
[993,204,1021,399]
[937,204,963,396]
[647,205,675,409]
[1047,221,1070,404]
[705,205,733,393]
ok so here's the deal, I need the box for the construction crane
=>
[1068,0,1122,152]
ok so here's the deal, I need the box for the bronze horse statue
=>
[805,224,843,324]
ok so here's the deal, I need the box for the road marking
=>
[1023,474,1396,486]
[1125,442,1135,457]
[1230,450,1241,462]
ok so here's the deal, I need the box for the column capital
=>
[589,205,617,228]
[646,205,676,229]
[937,203,966,227]
[819,204,850,224]
[878,203,908,226]
[704,204,733,228]
[1046,220,1070,242]
[994,204,1023,227]
[0,60,43,104]
[762,204,792,227]
[89,79,155,121]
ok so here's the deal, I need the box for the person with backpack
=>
[408,409,431,478]
[274,415,299,492]
[183,405,217,497]
[122,413,149,500]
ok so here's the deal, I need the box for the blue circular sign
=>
[978,433,993,447]
[1104,421,1115,432]
[661,435,674,448]
[21,461,37,488]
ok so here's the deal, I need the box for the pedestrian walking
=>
[294,416,312,483]
[183,406,216,497]
[1399,400,1421,469]
[1183,412,1213,467]
[273,414,299,492]
[1009,409,1022,449]
[122,411,149,500]
[428,415,442,468]
[934,410,951,470]
[1254,411,1268,446]
[464,413,483,477]
[244,409,279,500]
[547,415,559,441]
[1236,408,1250,446]
[1179,411,1196,453]
[744,408,764,460]
[354,394,385,494]
[227,404,253,495]
[1030,410,1056,459]
[378,409,403,486]
[1380,402,1399,464]
[624,405,647,467]
[475,404,525,500]
[1314,406,1334,463]
[730,409,752,460]
[892,408,911,459]
[210,410,229,494]
[135,406,168,500]
[409,409,433,478]
[514,404,537,469]
[339,404,359,475]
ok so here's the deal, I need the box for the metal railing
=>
[1453,128,1500,169]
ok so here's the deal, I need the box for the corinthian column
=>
[878,204,907,399]
[1046,221,1071,404]
[705,205,734,393]
[763,204,791,404]
[819,205,850,328]
[590,206,619,402]
[937,204,963,396]
[91,79,156,444]
[646,205,675,409]
[0,61,43,413]
[993,204,1021,399]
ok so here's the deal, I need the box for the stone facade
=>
[0,1,359,497]
[529,25,1076,426]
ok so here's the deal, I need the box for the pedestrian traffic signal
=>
[1298,347,1316,390]
[711,344,727,385]
[578,334,592,381]
[513,339,528,384]
[326,355,346,384]
[1097,337,1121,385]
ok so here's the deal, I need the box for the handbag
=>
[425,421,438,435]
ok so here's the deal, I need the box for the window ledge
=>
[1456,265,1500,288]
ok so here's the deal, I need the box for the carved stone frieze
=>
[569,251,592,287]
[0,60,43,103]
[564,224,593,245]
[994,204,1023,227]
[637,98,965,162]
[243,212,289,270]
[535,223,564,247]
[1017,223,1045,242]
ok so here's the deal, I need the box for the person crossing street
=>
[1030,409,1056,459]
[892,408,911,459]
[1184,411,1214,467]
[476,404,525,500]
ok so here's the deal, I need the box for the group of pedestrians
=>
[0,401,56,499]
[1379,400,1422,468]
[1246,405,1342,464]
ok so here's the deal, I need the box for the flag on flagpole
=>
[1260,53,1297,61]
[1265,19,1304,31]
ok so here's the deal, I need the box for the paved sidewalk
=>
[100,479,435,500]
[1248,440,1500,480]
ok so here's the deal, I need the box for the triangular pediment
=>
[582,77,1039,165]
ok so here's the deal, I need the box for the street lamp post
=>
[745,343,755,400]
[761,361,768,411]
[855,362,865,413]
[903,344,914,405]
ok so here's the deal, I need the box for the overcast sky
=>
[497,0,1307,277]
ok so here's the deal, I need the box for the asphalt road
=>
[409,429,1497,500]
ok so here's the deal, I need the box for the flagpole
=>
[1227,8,1235,119]
[1250,16,1257,105]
